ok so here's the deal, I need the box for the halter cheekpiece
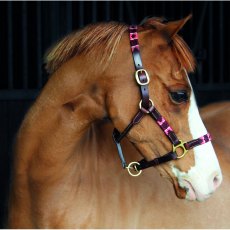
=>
[112,25,211,177]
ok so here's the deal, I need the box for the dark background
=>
[0,1,230,227]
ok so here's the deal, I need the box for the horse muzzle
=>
[174,170,222,201]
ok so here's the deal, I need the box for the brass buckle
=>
[135,69,150,86]
[173,140,188,159]
[126,162,142,177]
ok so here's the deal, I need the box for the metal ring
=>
[139,99,154,113]
[126,162,142,177]
[173,140,189,159]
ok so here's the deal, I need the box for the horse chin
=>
[172,179,187,199]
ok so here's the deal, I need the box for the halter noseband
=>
[112,25,211,177]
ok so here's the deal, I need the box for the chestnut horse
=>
[8,16,228,228]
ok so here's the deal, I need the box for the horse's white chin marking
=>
[172,77,223,201]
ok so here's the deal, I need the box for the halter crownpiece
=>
[112,25,212,177]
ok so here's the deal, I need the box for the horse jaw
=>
[172,81,223,201]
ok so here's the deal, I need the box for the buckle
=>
[126,162,142,177]
[135,69,150,86]
[173,140,188,159]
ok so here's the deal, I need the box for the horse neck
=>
[15,55,108,173]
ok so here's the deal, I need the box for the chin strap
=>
[112,25,212,177]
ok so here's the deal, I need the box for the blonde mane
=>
[45,18,195,74]
[45,22,128,74]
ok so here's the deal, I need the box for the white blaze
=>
[172,74,222,201]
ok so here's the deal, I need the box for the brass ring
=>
[139,99,154,113]
[173,140,189,159]
[126,162,142,177]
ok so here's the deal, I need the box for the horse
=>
[8,15,228,228]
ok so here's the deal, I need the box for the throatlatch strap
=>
[113,110,144,143]
[113,110,145,168]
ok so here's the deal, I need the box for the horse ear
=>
[162,14,192,39]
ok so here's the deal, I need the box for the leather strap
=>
[129,26,142,69]
[185,133,211,150]
[113,110,144,168]
[113,110,144,143]
[149,107,180,146]
[137,151,178,170]
[129,25,149,109]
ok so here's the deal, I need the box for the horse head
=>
[105,16,222,201]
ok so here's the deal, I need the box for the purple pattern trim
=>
[129,26,140,53]
[200,136,207,145]
[185,133,212,150]
[131,45,140,52]
[164,126,173,135]
[157,117,165,126]
[130,32,138,40]
[200,133,212,144]
[157,117,173,135]
[149,107,180,145]
[129,25,138,30]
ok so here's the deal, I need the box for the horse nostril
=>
[213,175,221,190]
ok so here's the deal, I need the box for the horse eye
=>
[169,90,189,104]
